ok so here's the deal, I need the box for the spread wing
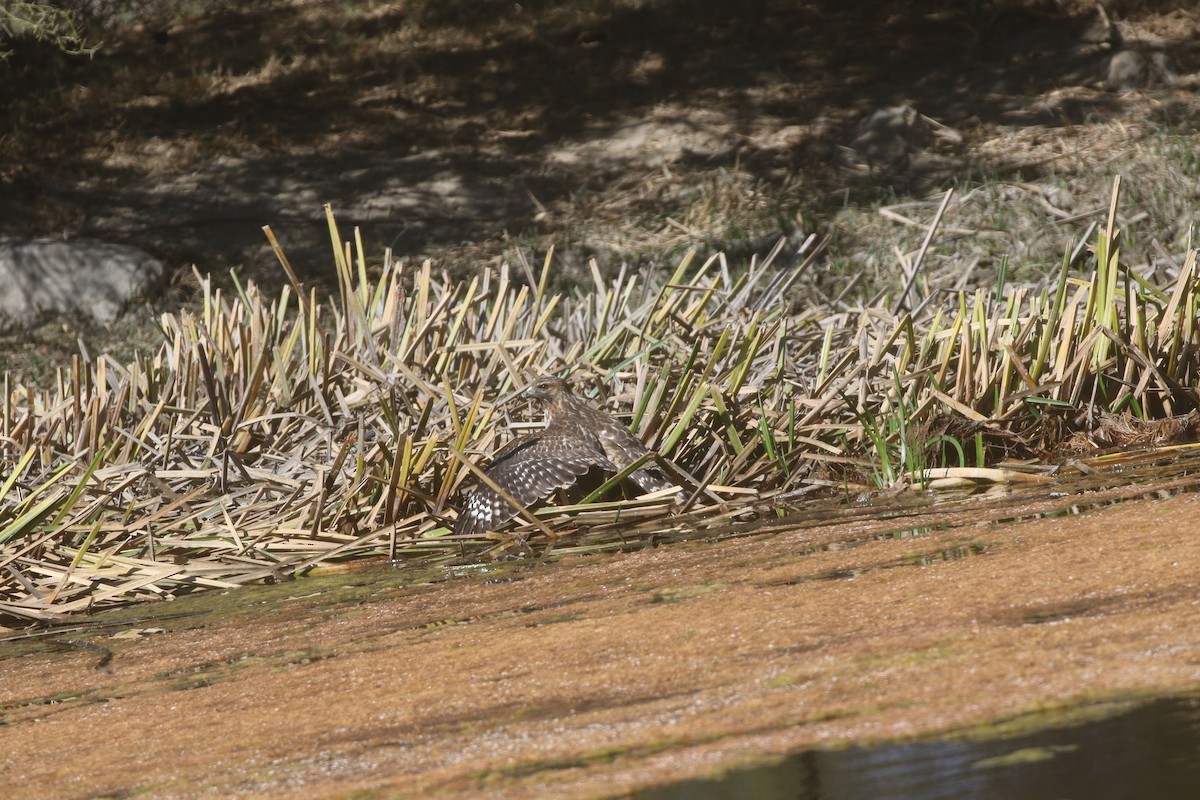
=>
[453,433,617,536]
[596,422,674,494]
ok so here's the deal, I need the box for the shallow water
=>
[4,446,1200,798]
[636,695,1200,800]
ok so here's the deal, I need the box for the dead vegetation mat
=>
[3,177,1200,627]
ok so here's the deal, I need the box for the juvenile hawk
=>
[453,376,674,536]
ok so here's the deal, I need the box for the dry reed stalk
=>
[4,188,1200,624]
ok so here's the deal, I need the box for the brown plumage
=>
[453,376,673,536]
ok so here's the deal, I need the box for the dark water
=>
[635,695,1200,800]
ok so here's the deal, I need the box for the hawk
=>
[453,376,674,536]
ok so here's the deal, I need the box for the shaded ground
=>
[3,477,1199,798]
[4,0,1200,287]
[2,1,1200,377]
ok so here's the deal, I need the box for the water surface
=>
[637,695,1200,800]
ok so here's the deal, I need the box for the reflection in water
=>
[635,695,1200,800]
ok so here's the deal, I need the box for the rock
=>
[1106,48,1177,90]
[1107,49,1148,89]
[850,105,932,172]
[0,238,163,331]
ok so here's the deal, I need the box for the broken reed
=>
[2,184,1199,623]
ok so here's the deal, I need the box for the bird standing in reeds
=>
[453,376,674,536]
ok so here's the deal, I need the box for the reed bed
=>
[2,178,1198,625]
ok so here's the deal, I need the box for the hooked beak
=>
[523,383,548,400]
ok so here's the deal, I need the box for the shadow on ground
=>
[1,0,1197,292]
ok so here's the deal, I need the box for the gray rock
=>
[0,238,163,331]
[1107,49,1149,89]
[1106,49,1177,90]
[850,105,932,172]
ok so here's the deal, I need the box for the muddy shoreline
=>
[3,485,1200,798]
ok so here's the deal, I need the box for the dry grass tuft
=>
[3,180,1199,624]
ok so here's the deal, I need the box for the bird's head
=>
[524,376,571,402]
